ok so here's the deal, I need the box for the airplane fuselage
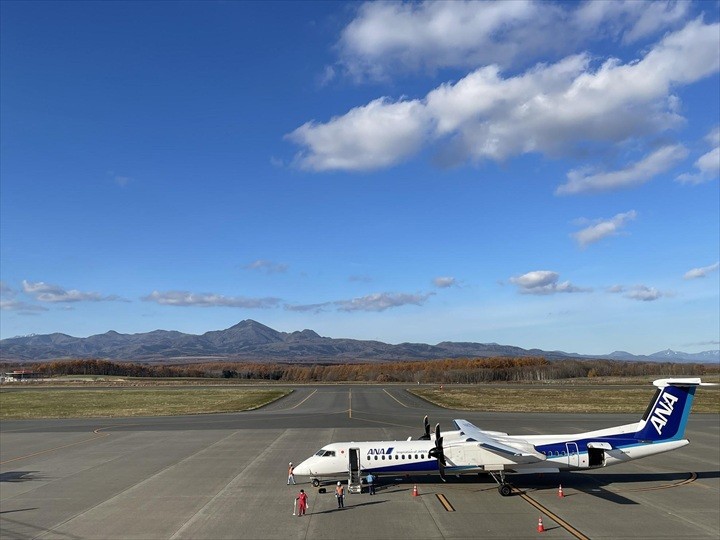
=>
[292,379,704,492]
[292,428,689,480]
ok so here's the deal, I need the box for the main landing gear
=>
[489,472,513,496]
[312,478,321,487]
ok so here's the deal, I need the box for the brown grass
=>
[0,388,291,419]
[408,385,720,414]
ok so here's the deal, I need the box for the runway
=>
[1,385,718,539]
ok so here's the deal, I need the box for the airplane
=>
[292,378,711,496]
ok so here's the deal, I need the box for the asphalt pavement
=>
[1,384,718,539]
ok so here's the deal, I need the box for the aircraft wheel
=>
[312,478,320,487]
[498,484,512,497]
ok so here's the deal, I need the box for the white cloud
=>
[433,276,457,288]
[287,97,430,171]
[338,0,547,79]
[142,290,281,308]
[575,0,691,44]
[335,292,434,312]
[0,300,48,312]
[509,271,591,295]
[284,290,434,313]
[572,210,637,247]
[557,145,688,195]
[22,280,123,303]
[676,127,720,184]
[284,302,332,313]
[337,1,690,79]
[290,19,719,172]
[684,262,720,280]
[608,284,665,301]
[244,259,289,274]
[0,282,15,298]
[623,285,663,301]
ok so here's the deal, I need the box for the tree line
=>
[3,357,714,383]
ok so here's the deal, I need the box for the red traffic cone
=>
[412,484,418,497]
[558,484,564,498]
[537,516,545,533]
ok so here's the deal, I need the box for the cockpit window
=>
[315,449,336,457]
[324,451,336,457]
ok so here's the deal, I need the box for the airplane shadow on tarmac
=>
[516,470,720,505]
[311,470,719,506]
[0,471,40,483]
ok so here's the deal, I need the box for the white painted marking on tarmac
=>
[383,388,410,408]
[287,389,317,410]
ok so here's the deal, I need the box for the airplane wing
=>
[452,419,546,462]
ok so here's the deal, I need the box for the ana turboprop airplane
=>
[292,378,711,496]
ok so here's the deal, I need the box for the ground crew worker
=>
[366,472,375,495]
[335,481,344,509]
[296,489,308,516]
[287,462,296,485]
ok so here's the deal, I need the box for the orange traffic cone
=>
[537,516,545,533]
[557,484,564,498]
[412,484,418,497]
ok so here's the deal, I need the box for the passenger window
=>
[374,456,378,460]
[382,456,385,460]
[421,454,424,459]
[402,455,405,460]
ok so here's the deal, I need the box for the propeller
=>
[427,423,446,481]
[419,415,431,440]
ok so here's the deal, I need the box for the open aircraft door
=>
[587,442,611,467]
[566,442,579,467]
[348,447,362,493]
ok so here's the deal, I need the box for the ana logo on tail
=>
[650,391,679,435]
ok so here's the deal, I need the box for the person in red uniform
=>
[296,489,308,516]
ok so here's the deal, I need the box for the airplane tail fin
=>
[633,378,705,442]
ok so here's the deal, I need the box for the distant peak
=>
[229,319,268,330]
[288,329,320,340]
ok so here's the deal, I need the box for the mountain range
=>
[1,319,718,364]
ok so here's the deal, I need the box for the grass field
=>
[408,385,720,414]
[2,379,718,418]
[0,388,291,419]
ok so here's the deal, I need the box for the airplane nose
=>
[292,459,312,476]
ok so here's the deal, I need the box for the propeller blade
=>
[428,423,446,481]
[419,415,431,440]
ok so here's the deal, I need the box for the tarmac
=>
[1,384,718,539]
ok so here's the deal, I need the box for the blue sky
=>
[1,0,718,355]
